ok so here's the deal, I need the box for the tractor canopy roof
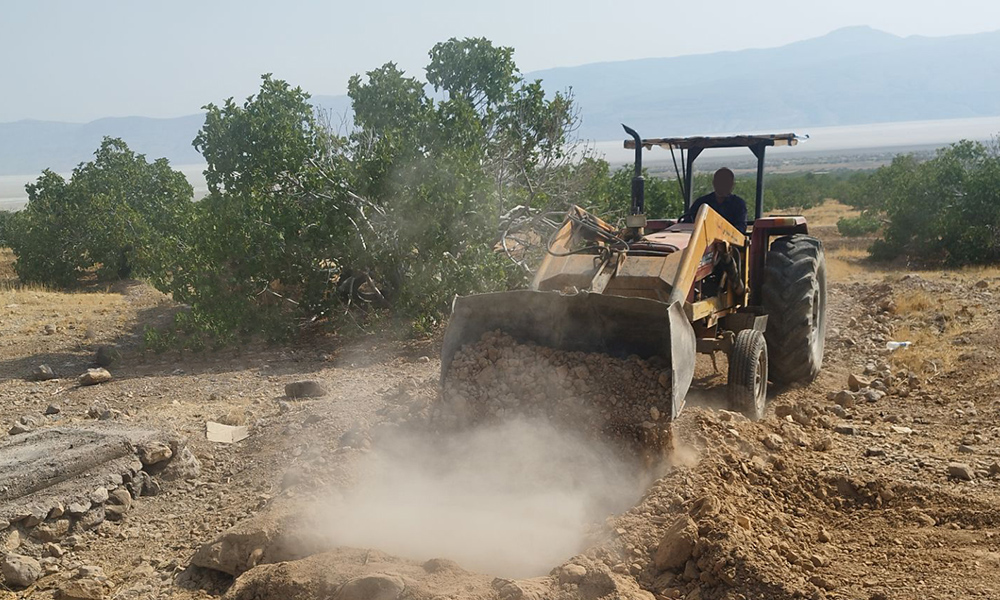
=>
[624,133,804,151]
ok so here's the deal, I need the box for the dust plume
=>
[324,419,647,578]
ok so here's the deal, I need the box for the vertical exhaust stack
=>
[622,124,647,236]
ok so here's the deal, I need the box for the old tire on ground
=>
[728,329,768,420]
[762,234,827,385]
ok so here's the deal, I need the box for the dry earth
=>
[1,203,999,599]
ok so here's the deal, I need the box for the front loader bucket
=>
[441,290,696,419]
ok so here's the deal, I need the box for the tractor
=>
[441,125,827,422]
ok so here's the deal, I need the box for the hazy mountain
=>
[2,26,999,176]
[535,26,1000,139]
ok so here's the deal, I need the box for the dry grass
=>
[893,290,935,315]
[797,200,860,228]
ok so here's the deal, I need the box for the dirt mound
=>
[438,331,673,455]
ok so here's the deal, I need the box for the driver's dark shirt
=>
[678,192,748,234]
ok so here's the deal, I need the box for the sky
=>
[2,0,1000,123]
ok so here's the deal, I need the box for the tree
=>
[8,138,192,287]
[173,74,355,340]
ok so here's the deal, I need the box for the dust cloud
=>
[324,419,647,578]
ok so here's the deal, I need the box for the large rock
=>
[31,517,71,542]
[57,578,105,599]
[654,515,698,571]
[191,502,330,576]
[948,462,975,481]
[137,442,172,466]
[79,369,112,386]
[2,553,41,588]
[32,364,56,381]
[158,446,201,481]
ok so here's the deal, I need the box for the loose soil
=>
[1,202,999,599]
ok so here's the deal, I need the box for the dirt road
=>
[2,208,1000,599]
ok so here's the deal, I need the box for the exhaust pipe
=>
[622,124,645,216]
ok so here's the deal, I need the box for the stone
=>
[8,422,32,435]
[68,501,92,516]
[558,563,588,583]
[809,575,836,590]
[75,505,106,530]
[862,389,886,403]
[32,364,56,381]
[959,444,975,454]
[284,381,328,399]
[137,442,173,465]
[79,369,112,386]
[865,447,887,458]
[43,324,57,335]
[2,553,41,588]
[31,518,70,542]
[76,565,104,579]
[58,578,105,599]
[49,503,65,519]
[891,426,913,435]
[108,489,132,509]
[89,487,109,504]
[848,374,870,392]
[104,505,127,521]
[818,528,832,543]
[45,404,62,415]
[834,425,858,436]
[763,433,784,451]
[142,476,162,497]
[0,526,24,552]
[654,515,698,571]
[159,445,201,481]
[833,390,856,408]
[736,515,752,530]
[948,462,975,481]
[45,543,65,557]
[677,558,698,581]
[336,574,405,600]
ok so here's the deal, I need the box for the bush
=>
[857,140,1000,264]
[836,214,880,237]
[7,139,193,287]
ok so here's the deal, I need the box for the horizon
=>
[4,0,1000,123]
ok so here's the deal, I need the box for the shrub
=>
[7,139,193,287]
[836,214,880,237]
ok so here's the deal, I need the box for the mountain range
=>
[2,26,999,177]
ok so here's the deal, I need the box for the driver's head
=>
[713,168,735,198]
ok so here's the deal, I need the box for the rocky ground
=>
[1,206,1000,599]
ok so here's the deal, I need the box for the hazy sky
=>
[3,0,999,123]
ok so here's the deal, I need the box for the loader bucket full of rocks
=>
[438,330,676,459]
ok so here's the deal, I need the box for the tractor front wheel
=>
[762,235,827,385]
[728,329,768,420]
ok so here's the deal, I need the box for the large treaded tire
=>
[761,234,827,385]
[728,329,768,420]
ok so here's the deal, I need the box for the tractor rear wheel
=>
[761,235,827,385]
[728,329,768,420]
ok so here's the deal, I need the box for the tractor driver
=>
[678,167,747,234]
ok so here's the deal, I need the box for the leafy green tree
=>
[175,75,353,340]
[853,140,1000,264]
[8,138,192,287]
